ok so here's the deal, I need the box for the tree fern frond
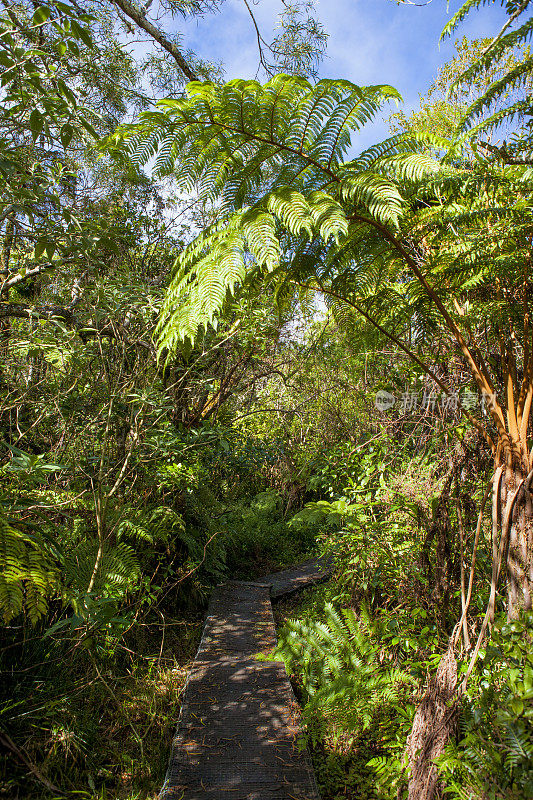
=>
[381,152,442,183]
[440,0,509,42]
[456,55,533,134]
[240,210,280,270]
[267,188,314,237]
[63,540,140,598]
[339,171,404,226]
[460,13,533,84]
[307,190,349,243]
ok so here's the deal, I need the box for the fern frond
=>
[440,0,510,42]
[457,55,533,134]
[339,171,404,226]
[0,515,57,624]
[63,541,140,597]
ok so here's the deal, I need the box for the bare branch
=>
[480,0,530,57]
[0,301,117,340]
[110,0,199,81]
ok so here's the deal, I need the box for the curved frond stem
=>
[291,277,494,448]
[347,209,507,444]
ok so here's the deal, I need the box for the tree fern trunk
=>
[501,465,533,617]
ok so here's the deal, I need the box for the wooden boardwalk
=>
[263,557,333,599]
[160,558,331,800]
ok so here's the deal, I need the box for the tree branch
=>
[0,302,116,340]
[478,140,533,165]
[0,261,71,292]
[480,1,530,57]
[110,0,199,81]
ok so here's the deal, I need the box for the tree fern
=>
[108,76,442,349]
[108,70,533,498]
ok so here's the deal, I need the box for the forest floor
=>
[2,612,203,800]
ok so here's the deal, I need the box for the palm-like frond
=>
[109,69,532,371]
[110,77,449,349]
[441,1,533,139]
[440,0,495,40]
[0,515,57,623]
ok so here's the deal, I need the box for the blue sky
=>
[161,0,506,147]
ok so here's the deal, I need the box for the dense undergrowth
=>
[2,613,199,799]
[2,1,533,797]
[3,395,533,799]
[273,441,533,800]
[0,423,316,799]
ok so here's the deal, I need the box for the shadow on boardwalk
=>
[160,558,331,800]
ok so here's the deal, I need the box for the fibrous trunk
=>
[499,463,533,618]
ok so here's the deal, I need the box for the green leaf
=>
[60,123,74,148]
[510,698,524,716]
[78,117,98,139]
[66,39,80,57]
[70,20,93,48]
[56,79,77,106]
[97,237,119,253]
[34,239,47,259]
[0,53,15,69]
[29,109,44,140]
[31,6,51,25]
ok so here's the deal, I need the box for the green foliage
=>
[108,75,456,350]
[109,63,532,396]
[116,505,187,550]
[273,599,427,800]
[441,0,533,146]
[2,0,533,797]
[290,438,434,609]
[4,446,64,485]
[269,0,328,78]
[0,449,64,623]
[62,540,140,598]
[218,489,316,577]
[440,612,533,800]
[0,515,57,623]
[0,2,98,236]
[390,36,532,146]
[275,603,415,745]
